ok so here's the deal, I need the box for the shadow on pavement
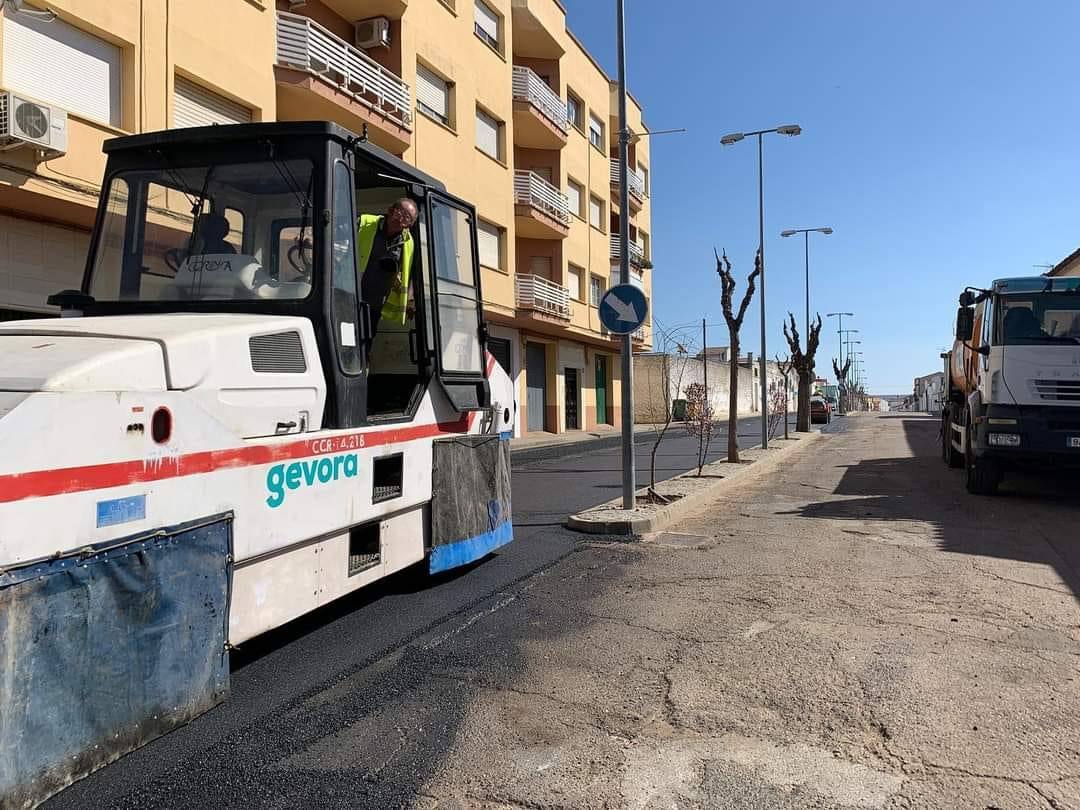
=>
[786,415,1080,600]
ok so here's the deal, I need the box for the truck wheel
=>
[943,411,963,468]
[964,418,1000,495]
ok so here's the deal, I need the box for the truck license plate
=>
[1070,437,1080,449]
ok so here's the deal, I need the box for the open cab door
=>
[426,192,490,412]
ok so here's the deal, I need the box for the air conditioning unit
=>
[0,91,68,158]
[355,17,391,49]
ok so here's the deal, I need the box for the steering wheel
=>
[287,238,314,279]
[164,247,188,273]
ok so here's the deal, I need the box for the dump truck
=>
[943,275,1080,493]
[0,121,516,807]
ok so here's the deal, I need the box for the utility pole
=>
[702,317,708,413]
[616,0,635,509]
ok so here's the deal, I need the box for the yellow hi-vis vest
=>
[357,214,414,325]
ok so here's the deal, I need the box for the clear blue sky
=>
[564,1,1080,394]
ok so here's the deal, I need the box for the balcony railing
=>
[609,159,646,201]
[516,274,571,319]
[630,269,645,289]
[512,66,568,134]
[276,11,412,129]
[631,324,647,342]
[610,235,645,267]
[513,170,570,225]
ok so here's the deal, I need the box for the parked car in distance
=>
[811,395,832,424]
[826,395,839,414]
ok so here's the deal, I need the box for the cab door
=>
[426,192,489,411]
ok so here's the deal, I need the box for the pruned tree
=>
[773,354,794,440]
[782,312,823,432]
[716,249,760,462]
[683,381,714,476]
[832,357,852,414]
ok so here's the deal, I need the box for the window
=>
[566,178,584,218]
[589,275,605,307]
[417,64,452,126]
[430,198,483,375]
[475,107,503,161]
[639,165,650,196]
[89,157,316,303]
[474,1,500,50]
[567,264,583,301]
[640,231,650,260]
[589,113,604,150]
[477,219,503,271]
[1,9,122,127]
[331,162,362,373]
[529,256,552,278]
[588,195,604,229]
[174,76,251,128]
[566,92,584,130]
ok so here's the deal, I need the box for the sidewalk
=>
[511,411,766,462]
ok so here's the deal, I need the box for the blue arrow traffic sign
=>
[598,283,648,335]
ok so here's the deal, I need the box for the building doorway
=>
[594,354,610,425]
[564,367,579,430]
[526,342,547,432]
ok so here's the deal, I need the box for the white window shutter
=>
[475,108,500,159]
[477,221,501,269]
[589,113,603,146]
[589,197,602,228]
[173,76,251,128]
[474,1,499,41]
[566,182,581,216]
[416,65,449,119]
[2,10,121,126]
[567,266,582,299]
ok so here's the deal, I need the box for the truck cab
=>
[54,121,493,428]
[946,275,1080,493]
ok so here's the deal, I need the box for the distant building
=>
[913,372,946,412]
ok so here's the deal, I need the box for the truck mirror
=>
[955,306,975,341]
[958,290,976,307]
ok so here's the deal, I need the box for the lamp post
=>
[781,227,833,336]
[719,123,802,449]
[826,312,853,413]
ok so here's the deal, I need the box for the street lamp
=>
[826,312,853,413]
[781,227,833,336]
[719,123,802,449]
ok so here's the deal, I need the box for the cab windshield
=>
[89,157,316,303]
[996,293,1080,345]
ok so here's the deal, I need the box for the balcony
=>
[631,324,648,343]
[322,0,407,18]
[513,170,570,239]
[512,66,568,149]
[630,269,645,289]
[610,235,645,268]
[609,159,646,211]
[274,11,412,154]
[510,0,566,59]
[516,274,571,320]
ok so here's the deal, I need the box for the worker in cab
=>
[358,198,418,342]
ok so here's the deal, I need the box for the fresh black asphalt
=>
[48,414,828,808]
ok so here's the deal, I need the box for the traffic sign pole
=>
[616,0,634,510]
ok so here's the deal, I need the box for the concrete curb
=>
[566,430,827,537]
[511,428,653,464]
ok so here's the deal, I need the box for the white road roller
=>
[0,122,515,807]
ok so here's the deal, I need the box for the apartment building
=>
[0,0,653,437]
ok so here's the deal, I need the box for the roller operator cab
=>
[943,275,1080,494]
[0,122,515,807]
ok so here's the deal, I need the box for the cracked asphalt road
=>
[52,414,1080,808]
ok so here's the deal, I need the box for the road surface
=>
[49,414,807,808]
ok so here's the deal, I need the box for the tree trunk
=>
[727,338,739,462]
[796,369,812,432]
